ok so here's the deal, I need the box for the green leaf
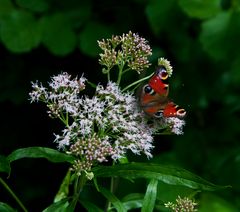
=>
[78,22,113,57]
[179,0,222,19]
[16,0,49,13]
[118,156,129,164]
[93,163,228,191]
[199,11,231,60]
[54,170,71,203]
[122,193,144,210]
[7,147,75,164]
[0,10,41,52]
[79,200,103,212]
[43,199,69,212]
[0,155,10,174]
[142,179,158,212]
[41,13,77,56]
[156,181,197,203]
[0,202,16,212]
[99,186,126,212]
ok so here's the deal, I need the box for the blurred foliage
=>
[1,0,240,211]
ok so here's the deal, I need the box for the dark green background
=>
[0,0,240,211]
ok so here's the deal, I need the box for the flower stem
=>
[117,63,125,85]
[122,72,154,92]
[107,71,111,82]
[70,174,87,211]
[105,176,115,211]
[122,67,131,74]
[0,177,28,212]
[59,111,69,126]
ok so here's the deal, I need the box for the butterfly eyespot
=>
[156,65,168,80]
[154,110,164,118]
[177,108,186,117]
[143,85,155,95]
[160,70,168,80]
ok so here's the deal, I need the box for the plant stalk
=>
[0,177,28,212]
[122,72,154,92]
[70,174,87,211]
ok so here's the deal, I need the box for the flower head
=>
[164,117,186,135]
[70,134,115,175]
[30,73,155,175]
[29,72,86,118]
[165,196,198,212]
[98,31,152,74]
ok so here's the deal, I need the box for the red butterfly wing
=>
[140,84,169,117]
[163,102,186,118]
[140,65,186,118]
[148,65,169,97]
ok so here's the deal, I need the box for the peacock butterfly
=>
[140,65,186,118]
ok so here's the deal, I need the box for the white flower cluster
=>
[164,117,186,135]
[165,196,198,212]
[29,72,86,118]
[95,81,154,159]
[30,72,185,174]
[98,31,152,73]
[29,73,156,174]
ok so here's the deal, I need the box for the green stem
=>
[70,174,87,211]
[105,177,115,211]
[59,111,69,126]
[65,112,69,126]
[122,72,154,92]
[116,63,125,85]
[107,71,110,82]
[0,177,28,212]
[122,67,131,74]
[105,160,119,211]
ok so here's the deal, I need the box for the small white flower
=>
[29,81,48,102]
[54,133,70,149]
[165,117,186,135]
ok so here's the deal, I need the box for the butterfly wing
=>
[140,65,186,118]
[140,84,169,117]
[163,101,186,118]
[148,65,169,97]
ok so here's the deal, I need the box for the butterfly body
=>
[140,65,186,118]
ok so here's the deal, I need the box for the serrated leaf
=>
[93,163,228,191]
[78,22,113,57]
[199,11,231,60]
[79,200,103,212]
[99,186,126,212]
[0,10,41,52]
[0,202,16,212]
[179,0,222,19]
[16,0,49,13]
[41,13,77,56]
[43,199,69,212]
[142,179,158,212]
[0,155,10,174]
[7,147,75,164]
